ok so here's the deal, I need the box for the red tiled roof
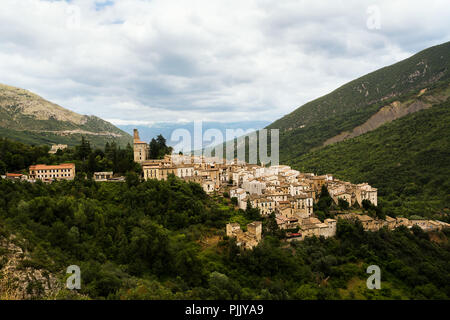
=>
[286,233,302,238]
[29,163,75,170]
[6,173,23,177]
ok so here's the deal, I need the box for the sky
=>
[0,0,449,126]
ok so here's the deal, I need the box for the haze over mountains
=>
[118,121,270,152]
[0,82,270,151]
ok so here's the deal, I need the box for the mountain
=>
[0,84,132,148]
[292,99,450,218]
[268,41,450,162]
[262,41,450,217]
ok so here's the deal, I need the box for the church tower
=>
[133,129,149,163]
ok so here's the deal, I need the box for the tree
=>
[149,134,173,159]
[263,212,283,238]
[208,271,241,300]
[87,153,97,174]
[317,185,332,213]
[149,138,160,159]
[126,171,140,188]
[362,199,372,210]
[76,137,92,161]
[11,154,25,171]
[0,160,6,174]
[245,200,261,220]
[293,284,318,300]
[338,198,349,210]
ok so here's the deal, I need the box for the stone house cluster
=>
[131,129,449,249]
[226,221,262,249]
[226,166,376,241]
[328,180,378,207]
[337,212,450,232]
[131,129,380,245]
[134,130,245,194]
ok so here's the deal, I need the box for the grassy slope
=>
[291,100,450,218]
[0,85,132,148]
[268,41,450,161]
[0,126,131,149]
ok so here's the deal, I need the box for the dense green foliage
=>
[0,137,140,176]
[0,177,449,300]
[2,41,450,299]
[149,134,173,159]
[292,101,450,219]
[0,126,131,150]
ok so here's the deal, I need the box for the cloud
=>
[0,0,449,124]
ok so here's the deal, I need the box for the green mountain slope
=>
[291,99,450,218]
[268,41,450,162]
[0,84,132,148]
[1,176,450,300]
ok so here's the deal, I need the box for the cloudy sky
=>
[0,0,449,126]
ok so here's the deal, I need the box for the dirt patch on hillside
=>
[323,87,450,146]
[198,235,221,249]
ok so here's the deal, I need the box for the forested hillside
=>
[292,100,450,218]
[0,176,449,300]
[268,41,450,161]
[0,137,140,176]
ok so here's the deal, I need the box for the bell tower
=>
[133,129,149,163]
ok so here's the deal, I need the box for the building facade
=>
[29,163,76,181]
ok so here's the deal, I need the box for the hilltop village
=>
[2,129,448,249]
[131,129,450,248]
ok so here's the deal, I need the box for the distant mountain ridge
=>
[0,84,132,148]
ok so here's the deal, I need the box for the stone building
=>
[226,221,262,249]
[133,129,149,163]
[29,163,75,181]
[48,144,68,154]
[297,217,337,240]
[5,173,27,181]
[249,195,276,216]
[242,179,266,195]
[94,172,113,181]
[355,183,378,206]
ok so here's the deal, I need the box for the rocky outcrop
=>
[0,234,61,300]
